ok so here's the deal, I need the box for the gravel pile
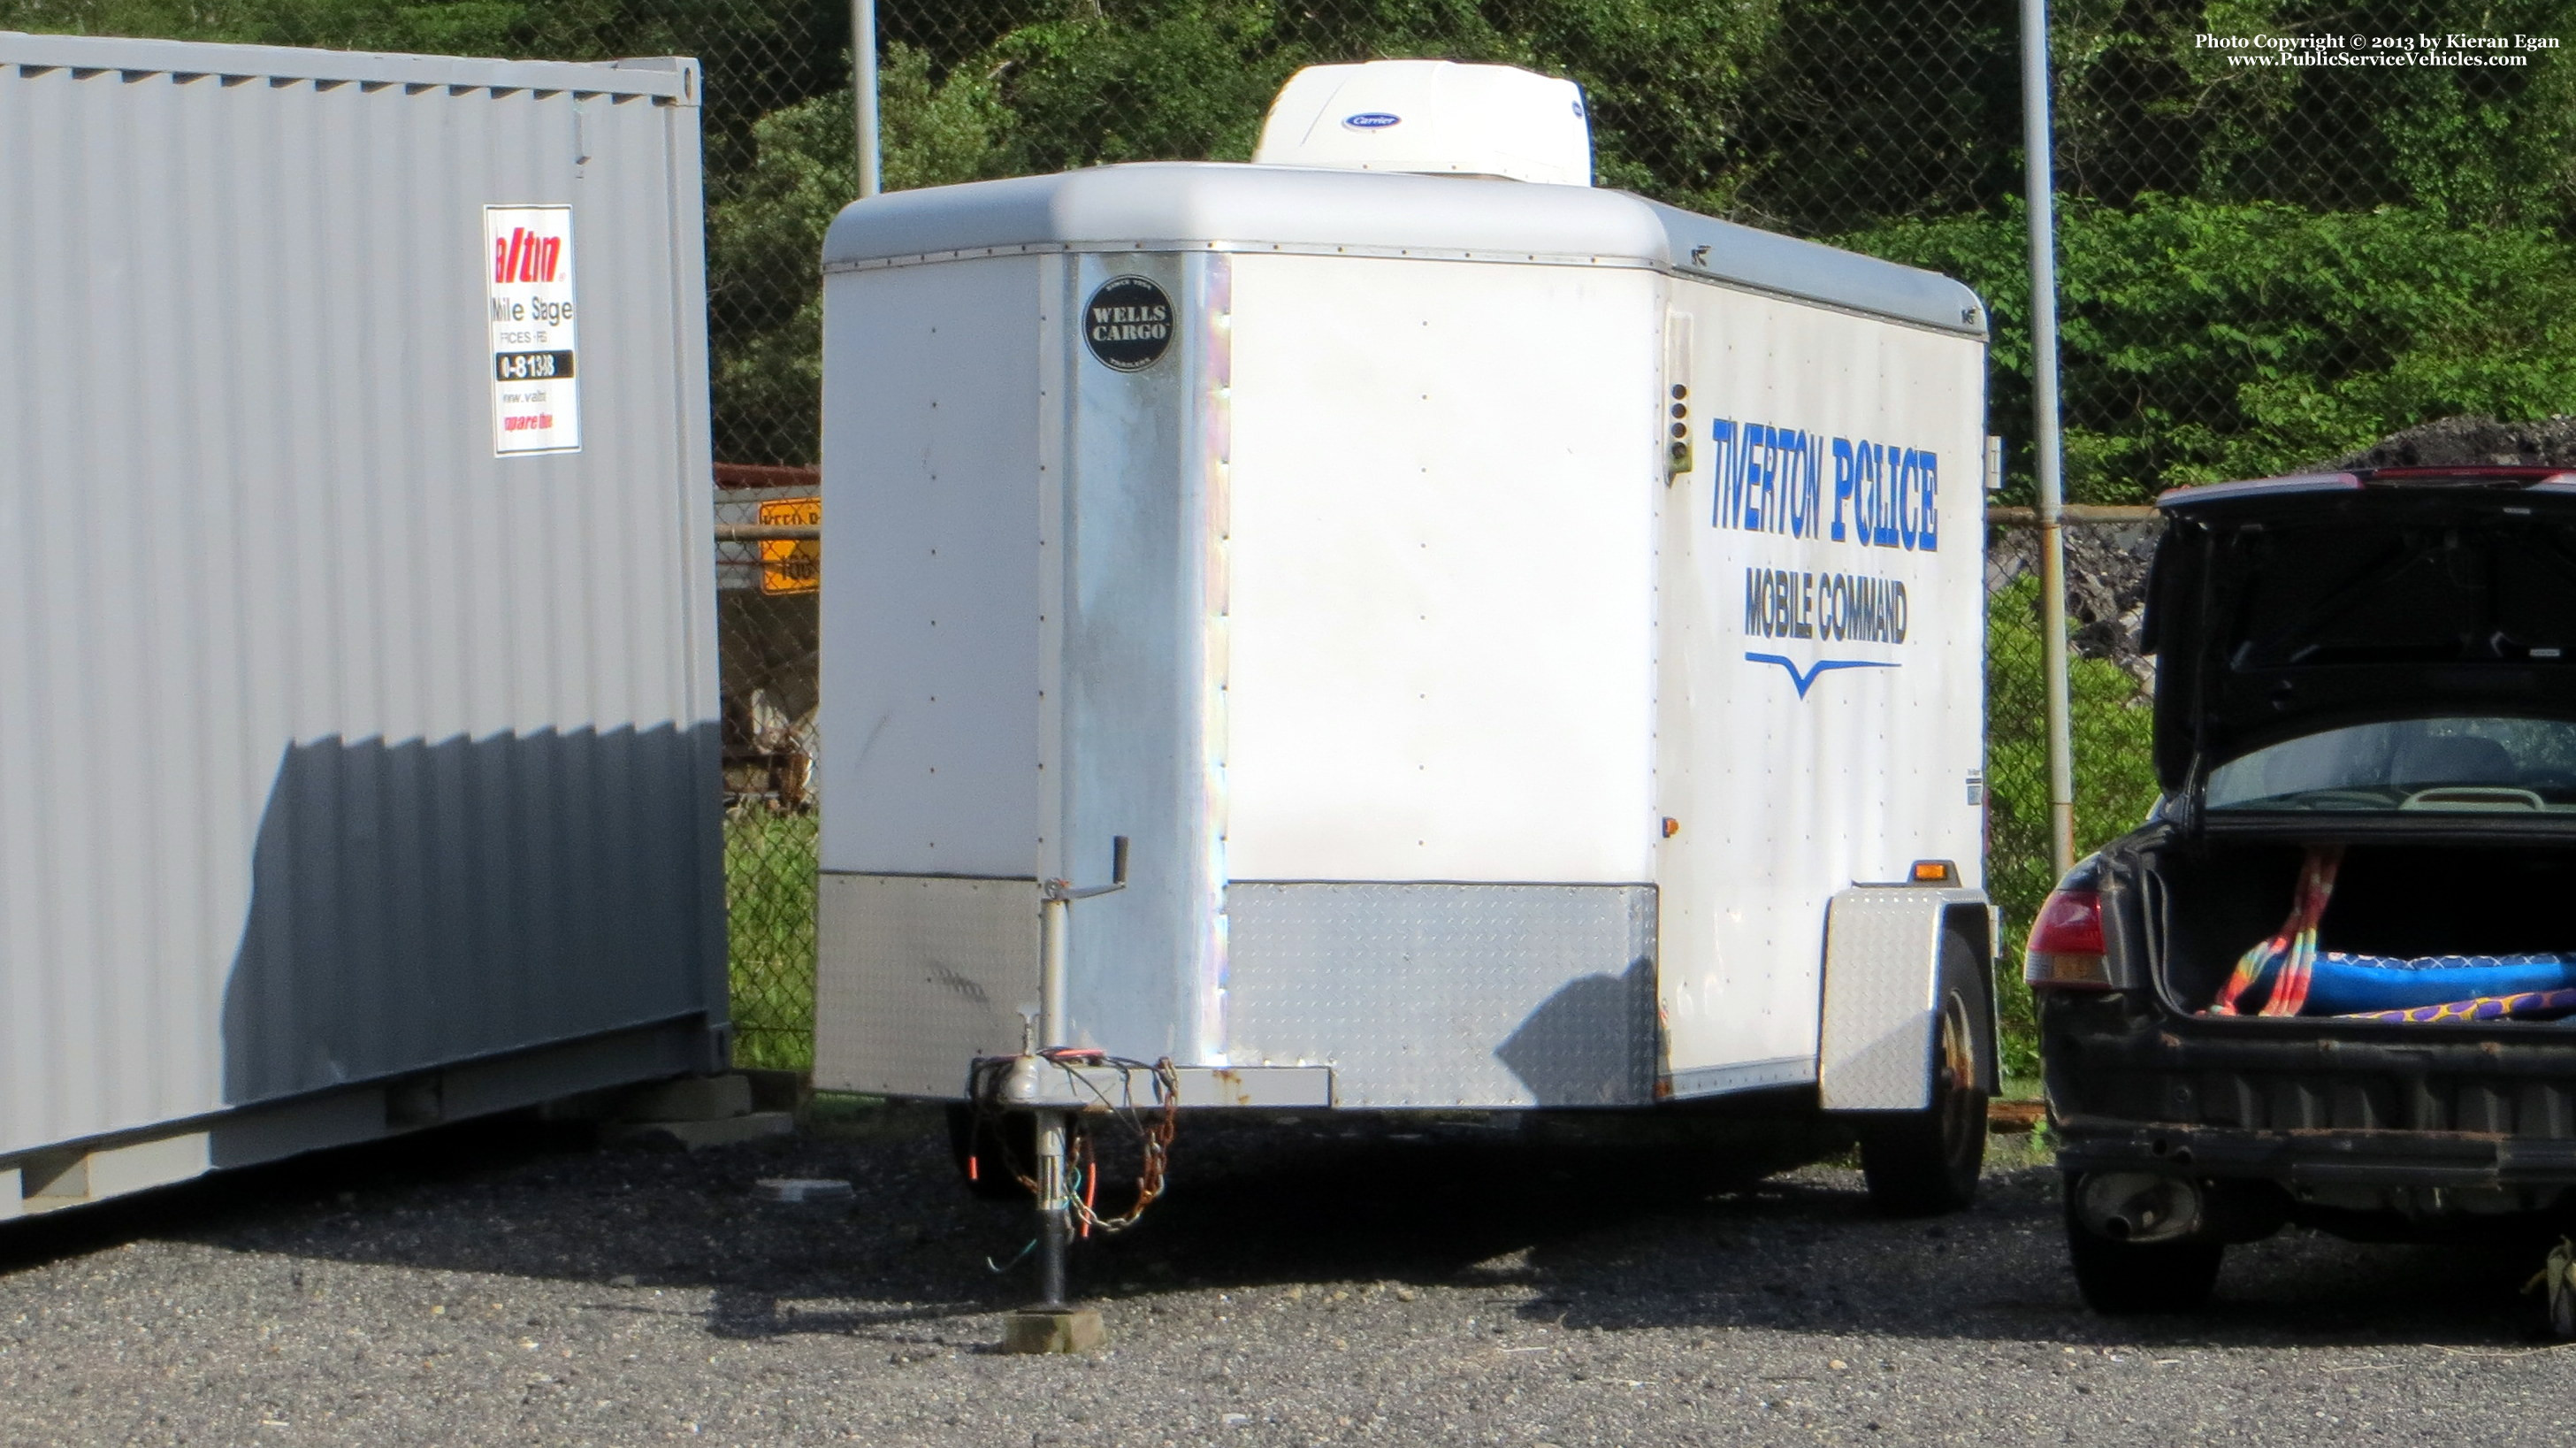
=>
[2328,414,2576,470]
[1988,522,2160,686]
[1,1107,2567,1447]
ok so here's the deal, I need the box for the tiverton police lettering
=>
[1089,302,1170,344]
[1743,567,1908,644]
[1709,418,1939,551]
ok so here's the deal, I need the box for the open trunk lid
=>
[2147,467,2576,794]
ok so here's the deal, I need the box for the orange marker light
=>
[1909,859,1957,883]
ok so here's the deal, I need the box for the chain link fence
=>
[714,469,822,1068]
[11,0,2565,1068]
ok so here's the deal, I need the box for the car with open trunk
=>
[2033,464,2576,1313]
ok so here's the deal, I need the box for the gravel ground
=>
[5,1104,2576,1447]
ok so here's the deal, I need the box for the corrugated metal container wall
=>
[0,34,724,1161]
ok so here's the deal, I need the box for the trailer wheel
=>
[1857,931,1991,1216]
[944,1104,1035,1202]
[2064,1182,2223,1313]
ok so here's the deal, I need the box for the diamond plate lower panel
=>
[814,873,1039,1098]
[1223,883,1656,1108]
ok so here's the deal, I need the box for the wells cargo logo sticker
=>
[485,205,580,456]
[1084,275,1174,372]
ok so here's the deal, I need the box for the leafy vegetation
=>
[723,808,817,1069]
[1984,575,2162,1074]
[1859,200,2576,501]
[11,0,2573,479]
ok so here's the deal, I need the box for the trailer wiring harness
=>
[967,1050,1181,1236]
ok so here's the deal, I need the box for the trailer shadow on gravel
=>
[0,1100,2554,1353]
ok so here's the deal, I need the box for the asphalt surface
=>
[4,1105,2575,1447]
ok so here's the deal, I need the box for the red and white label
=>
[485,205,581,456]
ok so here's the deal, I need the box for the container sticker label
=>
[485,205,580,456]
[1083,275,1174,372]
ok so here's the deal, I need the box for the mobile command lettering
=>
[0,34,724,1220]
[814,61,1998,1264]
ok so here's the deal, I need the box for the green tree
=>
[707,43,1013,461]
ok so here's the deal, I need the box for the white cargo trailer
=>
[0,33,724,1218]
[814,64,1994,1253]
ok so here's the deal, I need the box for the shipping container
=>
[0,31,724,1217]
[813,61,2000,1236]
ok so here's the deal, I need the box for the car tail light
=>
[2025,887,2113,989]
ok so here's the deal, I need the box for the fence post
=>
[852,0,881,197]
[2020,0,2076,880]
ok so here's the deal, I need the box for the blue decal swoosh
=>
[1744,653,1899,698]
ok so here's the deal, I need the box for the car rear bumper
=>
[2055,1115,2576,1189]
[2044,992,2576,1196]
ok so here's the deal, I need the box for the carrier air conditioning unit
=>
[1251,59,1593,186]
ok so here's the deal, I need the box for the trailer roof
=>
[0,30,698,102]
[821,162,1986,339]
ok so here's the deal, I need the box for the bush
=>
[1984,573,2161,1075]
[1853,199,2576,503]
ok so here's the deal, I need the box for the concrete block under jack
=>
[1003,1306,1105,1354]
[603,1110,795,1151]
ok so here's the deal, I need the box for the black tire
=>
[944,1103,1035,1202]
[1857,931,1991,1216]
[2064,1180,2224,1313]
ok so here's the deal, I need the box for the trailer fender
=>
[1817,885,1993,1110]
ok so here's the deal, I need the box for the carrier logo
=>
[492,226,565,284]
[1342,111,1403,129]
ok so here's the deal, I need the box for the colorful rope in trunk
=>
[2210,845,2343,1016]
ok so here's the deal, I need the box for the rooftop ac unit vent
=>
[1251,59,1592,187]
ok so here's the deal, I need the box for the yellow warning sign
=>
[757,496,820,595]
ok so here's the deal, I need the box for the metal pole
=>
[1034,1112,1071,1306]
[1041,894,1068,1046]
[852,0,881,198]
[2021,0,2077,879]
[1031,890,1072,1305]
